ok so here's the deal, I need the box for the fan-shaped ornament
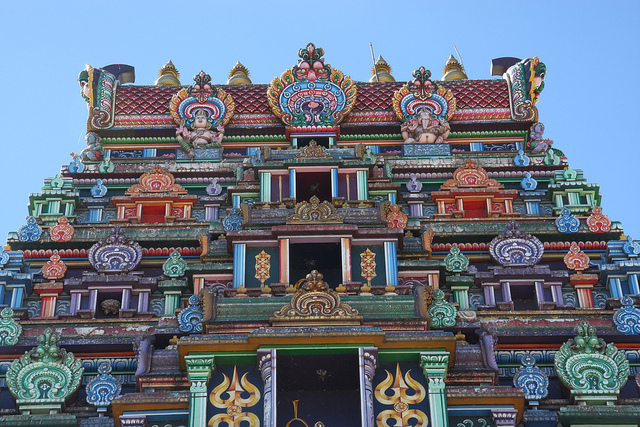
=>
[489,221,544,267]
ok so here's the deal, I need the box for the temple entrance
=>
[296,172,331,202]
[290,242,341,288]
[277,354,360,427]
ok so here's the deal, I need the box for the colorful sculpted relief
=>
[78,65,117,129]
[393,67,456,144]
[170,71,235,157]
[504,57,547,121]
[374,364,428,427]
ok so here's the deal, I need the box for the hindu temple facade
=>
[0,45,638,427]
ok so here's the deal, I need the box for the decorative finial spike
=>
[370,55,395,82]
[155,60,181,85]
[227,61,252,85]
[442,54,468,81]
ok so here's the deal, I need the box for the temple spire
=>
[442,54,467,80]
[370,55,395,82]
[155,60,181,86]
[227,61,252,85]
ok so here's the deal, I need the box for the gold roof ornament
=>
[370,55,395,82]
[442,54,468,81]
[227,61,252,85]
[155,60,181,86]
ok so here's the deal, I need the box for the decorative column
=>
[279,239,289,284]
[356,170,368,200]
[330,168,339,198]
[185,354,215,427]
[341,237,352,283]
[233,243,246,289]
[258,349,277,427]
[570,274,598,308]
[159,250,188,316]
[358,347,378,427]
[289,169,297,200]
[420,351,450,427]
[383,241,399,288]
[490,409,518,426]
[260,172,272,202]
[34,283,64,318]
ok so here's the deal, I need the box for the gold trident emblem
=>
[208,366,261,427]
[374,363,429,427]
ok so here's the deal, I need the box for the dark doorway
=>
[297,137,330,148]
[277,353,360,427]
[290,242,341,288]
[296,172,331,202]
[511,285,537,310]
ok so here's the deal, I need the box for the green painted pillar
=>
[446,275,474,311]
[420,350,450,427]
[260,172,272,202]
[356,170,368,200]
[186,354,215,427]
[158,279,187,316]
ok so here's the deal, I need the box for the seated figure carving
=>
[401,107,450,144]
[176,108,225,157]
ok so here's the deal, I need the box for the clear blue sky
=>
[1,1,638,244]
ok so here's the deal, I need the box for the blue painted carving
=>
[520,172,538,190]
[68,154,85,173]
[175,147,222,161]
[206,178,223,196]
[613,296,640,335]
[222,207,243,231]
[489,221,544,267]
[623,237,640,257]
[513,352,548,406]
[555,207,580,233]
[17,217,42,242]
[406,174,423,193]
[0,249,8,267]
[513,150,530,166]
[178,294,203,333]
[88,227,142,273]
[402,143,452,157]
[90,179,108,198]
[86,361,122,413]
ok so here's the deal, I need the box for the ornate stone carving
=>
[444,247,469,273]
[294,140,332,159]
[613,296,640,335]
[441,160,502,190]
[209,366,261,426]
[271,270,362,325]
[586,206,612,233]
[42,253,67,280]
[513,150,530,166]
[0,308,22,346]
[163,250,187,278]
[267,43,357,130]
[513,353,548,406]
[623,236,640,257]
[101,299,121,315]
[489,221,544,267]
[222,207,244,231]
[17,216,42,242]
[554,320,629,405]
[88,227,143,273]
[564,242,590,272]
[126,165,186,195]
[86,361,122,413]
[360,249,377,287]
[90,179,108,198]
[78,65,117,129]
[555,207,580,233]
[49,217,74,242]
[406,174,423,193]
[7,328,84,413]
[178,294,203,333]
[427,289,457,328]
[287,196,344,224]
[0,248,8,266]
[520,172,538,190]
[206,178,222,196]
[375,363,428,426]
[254,250,271,287]
[504,57,546,121]
[386,204,408,229]
[529,122,553,154]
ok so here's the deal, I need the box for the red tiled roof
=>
[225,85,271,114]
[443,80,508,109]
[115,86,178,115]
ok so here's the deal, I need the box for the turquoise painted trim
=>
[356,170,368,200]
[233,195,241,208]
[289,169,297,199]
[388,193,396,204]
[384,241,398,287]
[260,172,272,203]
[233,244,246,288]
[331,168,338,198]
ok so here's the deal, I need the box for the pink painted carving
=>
[586,206,611,233]
[441,160,502,190]
[563,242,590,272]
[42,253,67,280]
[49,217,74,242]
[386,204,408,229]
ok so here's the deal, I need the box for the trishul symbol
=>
[375,363,429,427]
[208,366,261,427]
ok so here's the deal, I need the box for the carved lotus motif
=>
[88,227,142,273]
[287,196,343,224]
[489,221,544,267]
[564,242,590,272]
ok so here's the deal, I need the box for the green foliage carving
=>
[427,289,457,328]
[7,328,84,413]
[163,250,187,278]
[444,247,469,273]
[554,320,629,403]
[0,307,22,346]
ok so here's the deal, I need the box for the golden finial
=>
[442,54,468,81]
[155,60,181,86]
[227,61,252,85]
[370,55,395,82]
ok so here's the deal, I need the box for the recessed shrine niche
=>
[277,353,361,427]
[290,242,341,288]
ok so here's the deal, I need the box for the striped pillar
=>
[260,172,272,202]
[330,168,339,198]
[383,242,398,287]
[341,238,352,283]
[233,195,241,208]
[289,169,297,200]
[388,192,396,205]
[356,170,368,200]
[279,239,290,283]
[233,244,247,288]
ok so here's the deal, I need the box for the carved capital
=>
[185,354,215,387]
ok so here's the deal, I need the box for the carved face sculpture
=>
[193,109,212,129]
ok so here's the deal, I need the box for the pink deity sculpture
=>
[401,108,451,144]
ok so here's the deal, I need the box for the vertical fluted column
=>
[185,354,215,427]
[420,351,450,427]
[358,347,378,427]
[258,349,277,427]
